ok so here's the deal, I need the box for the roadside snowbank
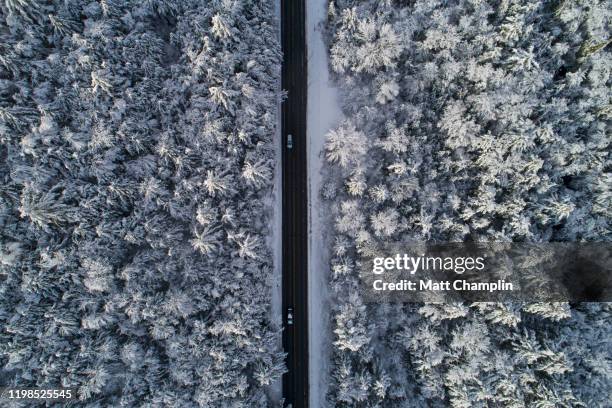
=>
[307,1,344,406]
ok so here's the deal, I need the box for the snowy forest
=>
[322,0,611,406]
[0,0,284,406]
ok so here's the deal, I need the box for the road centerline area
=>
[281,0,308,407]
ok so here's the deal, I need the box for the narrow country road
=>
[281,0,308,407]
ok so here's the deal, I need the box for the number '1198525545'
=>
[1,388,76,401]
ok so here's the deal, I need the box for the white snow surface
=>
[307,1,343,406]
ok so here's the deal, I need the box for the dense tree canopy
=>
[322,0,611,406]
[0,0,283,406]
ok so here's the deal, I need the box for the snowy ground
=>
[307,1,344,406]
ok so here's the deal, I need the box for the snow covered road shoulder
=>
[307,1,343,406]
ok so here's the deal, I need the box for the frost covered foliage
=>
[0,0,283,406]
[323,0,611,406]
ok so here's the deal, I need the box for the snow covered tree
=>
[0,0,284,405]
[321,0,611,405]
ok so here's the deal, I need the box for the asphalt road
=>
[281,0,308,407]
